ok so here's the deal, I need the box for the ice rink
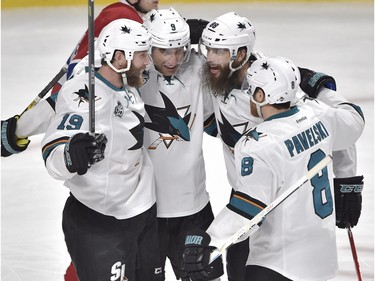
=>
[1,2,374,280]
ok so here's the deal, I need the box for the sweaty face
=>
[152,47,186,77]
[126,50,150,88]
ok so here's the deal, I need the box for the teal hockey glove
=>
[181,230,224,281]
[64,132,107,175]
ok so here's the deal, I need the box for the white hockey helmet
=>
[144,8,190,49]
[144,8,191,64]
[200,12,256,71]
[243,56,300,117]
[96,18,151,73]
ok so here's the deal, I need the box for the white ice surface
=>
[1,2,374,281]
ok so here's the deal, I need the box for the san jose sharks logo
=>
[219,111,250,149]
[72,84,101,107]
[129,111,144,150]
[145,91,194,150]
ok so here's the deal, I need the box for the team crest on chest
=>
[145,91,193,150]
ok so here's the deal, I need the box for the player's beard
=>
[202,62,244,97]
[126,64,145,88]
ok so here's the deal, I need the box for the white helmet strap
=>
[106,58,131,88]
[250,93,268,119]
[107,59,131,74]
[228,49,251,77]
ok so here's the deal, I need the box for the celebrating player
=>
[141,8,221,280]
[198,12,364,281]
[41,19,162,281]
[1,0,158,158]
[181,56,365,281]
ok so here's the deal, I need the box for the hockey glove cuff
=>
[1,115,30,157]
[187,19,209,45]
[64,132,107,175]
[334,176,364,228]
[181,230,224,281]
[298,67,336,98]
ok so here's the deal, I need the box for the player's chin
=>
[127,73,144,88]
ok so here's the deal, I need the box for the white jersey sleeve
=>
[16,95,56,138]
[316,88,359,176]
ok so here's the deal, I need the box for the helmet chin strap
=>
[228,52,251,78]
[107,59,131,88]
[250,94,268,119]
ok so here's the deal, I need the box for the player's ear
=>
[254,88,265,102]
[236,48,247,63]
[113,50,127,68]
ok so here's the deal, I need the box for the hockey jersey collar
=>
[264,106,300,122]
[95,71,124,92]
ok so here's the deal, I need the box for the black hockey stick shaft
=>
[88,0,95,134]
[20,66,67,116]
[346,224,363,281]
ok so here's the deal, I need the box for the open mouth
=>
[209,65,220,76]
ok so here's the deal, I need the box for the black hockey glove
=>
[64,132,107,175]
[1,115,30,157]
[334,176,364,228]
[187,19,209,45]
[298,67,336,98]
[181,230,224,281]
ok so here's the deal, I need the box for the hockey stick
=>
[20,66,67,116]
[209,154,333,264]
[346,223,363,281]
[88,0,95,134]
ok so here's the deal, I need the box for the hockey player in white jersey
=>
[141,8,222,280]
[181,56,365,281]
[41,19,162,281]
[197,12,364,281]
